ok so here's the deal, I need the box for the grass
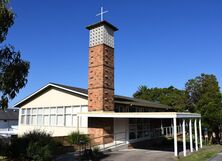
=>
[178,145,222,161]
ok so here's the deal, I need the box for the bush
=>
[0,138,9,156]
[67,131,90,146]
[7,130,62,161]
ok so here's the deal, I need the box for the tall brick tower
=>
[86,21,118,111]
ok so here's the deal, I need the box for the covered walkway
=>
[78,112,202,157]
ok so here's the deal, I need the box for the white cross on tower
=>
[96,7,108,21]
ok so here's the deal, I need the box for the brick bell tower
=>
[86,20,118,111]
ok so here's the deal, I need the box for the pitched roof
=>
[14,83,173,110]
[0,109,18,120]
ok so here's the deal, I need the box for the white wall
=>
[18,125,88,136]
[114,118,129,143]
[18,87,88,136]
[21,88,87,108]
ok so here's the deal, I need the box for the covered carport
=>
[78,112,202,157]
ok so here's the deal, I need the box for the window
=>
[27,109,31,115]
[65,106,72,126]
[37,115,43,125]
[65,106,72,114]
[43,115,49,125]
[21,109,26,124]
[51,107,56,114]
[26,109,31,125]
[65,115,72,126]
[57,115,64,126]
[72,115,77,127]
[38,108,43,114]
[37,108,43,125]
[32,108,37,114]
[57,107,64,114]
[21,115,25,124]
[32,115,37,125]
[50,115,56,126]
[73,106,80,113]
[43,108,49,126]
[20,105,87,127]
[32,108,37,125]
[44,108,49,114]
[26,115,31,125]
[21,109,26,115]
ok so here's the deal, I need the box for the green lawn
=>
[178,145,222,161]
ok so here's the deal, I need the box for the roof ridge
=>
[14,82,173,110]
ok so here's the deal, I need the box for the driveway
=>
[101,148,176,161]
[209,153,222,161]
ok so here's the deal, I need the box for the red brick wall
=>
[88,44,114,111]
[88,118,114,144]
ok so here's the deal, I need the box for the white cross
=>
[96,7,108,21]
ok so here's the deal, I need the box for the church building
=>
[14,16,202,157]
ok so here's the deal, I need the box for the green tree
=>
[133,85,186,111]
[0,0,29,109]
[185,73,222,136]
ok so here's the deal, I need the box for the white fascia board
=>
[13,83,88,108]
[176,113,201,118]
[77,112,201,119]
[50,83,88,97]
[78,112,177,119]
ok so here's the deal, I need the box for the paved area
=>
[209,153,222,161]
[101,148,176,161]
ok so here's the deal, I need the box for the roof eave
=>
[13,83,88,108]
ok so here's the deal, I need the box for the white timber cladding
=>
[89,25,114,48]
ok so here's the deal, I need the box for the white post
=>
[173,118,178,157]
[18,108,22,127]
[77,116,80,132]
[180,122,182,133]
[183,119,186,156]
[199,119,203,148]
[161,119,164,135]
[189,119,193,152]
[194,119,198,151]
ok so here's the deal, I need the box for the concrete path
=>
[209,153,222,161]
[101,148,176,161]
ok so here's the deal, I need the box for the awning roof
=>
[77,112,201,119]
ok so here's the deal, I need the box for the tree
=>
[133,85,186,111]
[0,0,29,109]
[185,73,222,138]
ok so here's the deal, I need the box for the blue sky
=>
[5,0,222,107]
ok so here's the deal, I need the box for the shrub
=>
[0,138,9,156]
[92,146,100,154]
[67,131,90,159]
[7,130,62,161]
[67,131,90,146]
